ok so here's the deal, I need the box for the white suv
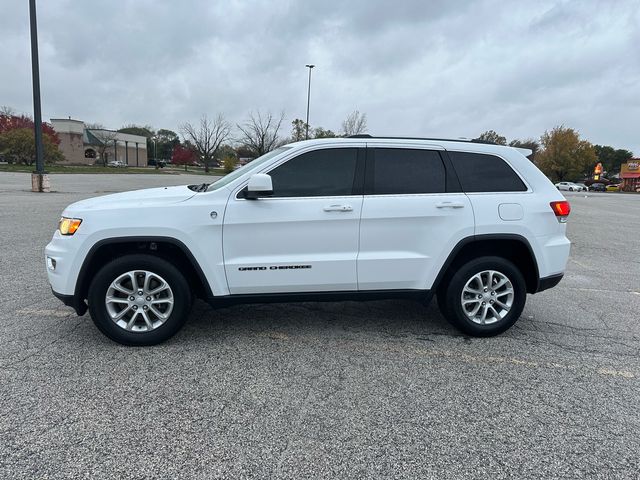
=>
[45,137,571,345]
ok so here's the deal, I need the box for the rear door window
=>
[369,148,446,195]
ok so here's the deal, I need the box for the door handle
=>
[323,204,353,212]
[435,202,465,209]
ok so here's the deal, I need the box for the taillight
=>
[550,201,571,222]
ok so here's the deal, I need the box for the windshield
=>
[206,147,291,192]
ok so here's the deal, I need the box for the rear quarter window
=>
[448,151,527,192]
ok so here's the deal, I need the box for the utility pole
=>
[305,64,315,140]
[29,0,49,192]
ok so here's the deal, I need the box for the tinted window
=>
[210,147,291,192]
[448,152,527,192]
[371,148,446,194]
[268,148,358,197]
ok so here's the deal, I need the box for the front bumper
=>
[51,288,88,316]
[45,230,87,296]
[46,229,89,315]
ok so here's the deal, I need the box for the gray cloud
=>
[1,0,638,154]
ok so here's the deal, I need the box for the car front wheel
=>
[437,256,526,336]
[88,254,192,345]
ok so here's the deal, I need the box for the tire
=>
[569,187,573,191]
[88,254,192,346]
[437,256,526,337]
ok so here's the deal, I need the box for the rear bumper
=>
[535,273,564,293]
[51,289,87,316]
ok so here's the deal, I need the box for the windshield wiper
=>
[188,183,210,192]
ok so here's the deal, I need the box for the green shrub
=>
[222,155,237,173]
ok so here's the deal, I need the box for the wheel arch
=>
[433,234,540,294]
[74,236,212,310]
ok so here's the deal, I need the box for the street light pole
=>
[305,64,315,140]
[29,0,48,192]
[153,137,158,169]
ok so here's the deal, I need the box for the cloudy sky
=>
[2,0,639,153]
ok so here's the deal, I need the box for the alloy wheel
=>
[105,270,174,332]
[460,270,514,325]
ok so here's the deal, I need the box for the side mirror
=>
[245,173,273,199]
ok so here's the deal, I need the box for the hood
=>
[66,185,198,212]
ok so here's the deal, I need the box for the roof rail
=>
[347,135,498,144]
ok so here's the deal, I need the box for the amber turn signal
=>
[59,217,82,235]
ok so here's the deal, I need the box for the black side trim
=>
[52,288,88,316]
[535,273,563,293]
[431,234,540,293]
[75,236,213,300]
[351,147,366,195]
[207,289,432,308]
[439,150,463,193]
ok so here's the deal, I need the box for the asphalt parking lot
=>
[1,172,639,479]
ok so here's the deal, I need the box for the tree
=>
[88,129,118,166]
[155,129,181,160]
[0,112,60,146]
[181,114,231,173]
[536,126,597,182]
[0,128,63,165]
[593,145,633,176]
[222,155,237,173]
[235,145,255,159]
[118,124,154,138]
[171,144,196,171]
[509,138,540,162]
[0,105,16,116]
[475,130,507,145]
[313,127,337,138]
[341,110,367,136]
[215,144,237,164]
[237,111,285,157]
[291,119,308,142]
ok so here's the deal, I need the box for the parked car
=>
[574,183,589,191]
[107,160,126,168]
[555,181,582,191]
[590,183,606,192]
[148,159,167,168]
[46,137,571,345]
[606,184,620,192]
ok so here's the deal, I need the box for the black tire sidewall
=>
[442,256,526,337]
[88,254,192,346]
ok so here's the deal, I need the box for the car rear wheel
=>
[437,256,526,336]
[88,254,192,345]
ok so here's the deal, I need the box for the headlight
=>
[59,217,82,235]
